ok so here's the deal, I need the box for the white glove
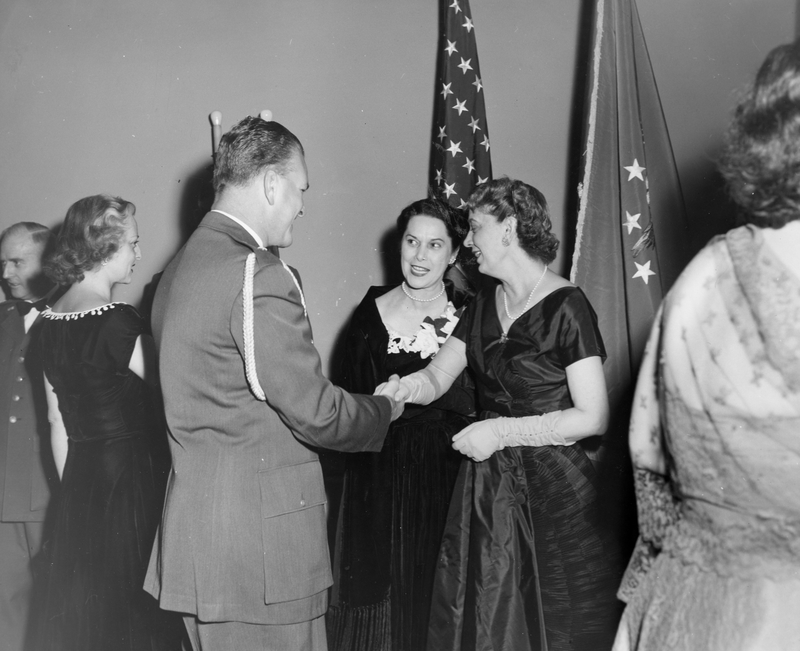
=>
[452,411,567,462]
[396,371,437,405]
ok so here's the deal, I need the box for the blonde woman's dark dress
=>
[39,303,182,651]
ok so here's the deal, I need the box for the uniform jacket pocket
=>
[258,459,331,603]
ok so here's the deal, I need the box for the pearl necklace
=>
[503,266,548,320]
[402,281,445,303]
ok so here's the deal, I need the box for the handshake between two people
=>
[373,374,409,422]
[373,372,427,421]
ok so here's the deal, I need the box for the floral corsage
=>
[387,302,461,359]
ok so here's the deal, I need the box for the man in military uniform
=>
[0,222,57,650]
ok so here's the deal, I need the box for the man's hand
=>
[375,374,405,421]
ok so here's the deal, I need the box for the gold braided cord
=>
[243,252,266,401]
[242,253,308,402]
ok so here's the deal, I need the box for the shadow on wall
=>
[681,153,737,254]
[327,223,401,386]
[320,221,401,559]
[140,161,215,327]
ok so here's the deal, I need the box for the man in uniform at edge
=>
[0,222,57,651]
[144,115,403,650]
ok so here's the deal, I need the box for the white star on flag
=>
[477,175,488,185]
[453,99,467,115]
[468,117,481,133]
[480,135,490,151]
[463,16,474,32]
[450,0,461,14]
[441,83,453,99]
[632,260,656,284]
[435,168,443,183]
[624,159,645,181]
[457,58,473,74]
[445,40,457,56]
[443,182,456,198]
[624,211,642,234]
[447,140,463,157]
[437,126,447,142]
[472,76,483,92]
[463,157,475,173]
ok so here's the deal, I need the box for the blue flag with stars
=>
[429,0,492,207]
[570,0,690,420]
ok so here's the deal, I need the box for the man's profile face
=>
[0,231,47,301]
[268,150,309,249]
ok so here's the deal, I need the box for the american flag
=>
[429,0,492,207]
[570,0,689,420]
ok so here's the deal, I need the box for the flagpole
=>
[571,0,606,284]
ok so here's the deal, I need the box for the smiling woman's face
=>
[105,213,141,285]
[464,209,505,277]
[400,214,454,291]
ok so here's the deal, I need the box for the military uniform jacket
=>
[144,212,391,625]
[0,301,53,523]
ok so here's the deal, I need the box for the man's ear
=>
[263,168,278,206]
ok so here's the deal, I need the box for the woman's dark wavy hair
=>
[396,195,468,261]
[213,116,304,196]
[467,177,559,264]
[45,195,134,285]
[718,39,800,228]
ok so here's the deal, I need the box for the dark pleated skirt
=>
[328,412,470,651]
[41,433,184,651]
[427,443,623,651]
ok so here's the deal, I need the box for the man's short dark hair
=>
[212,116,304,196]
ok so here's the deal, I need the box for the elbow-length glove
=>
[396,371,438,405]
[452,411,567,462]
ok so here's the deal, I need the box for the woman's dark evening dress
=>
[426,285,623,651]
[327,284,475,651]
[39,303,183,651]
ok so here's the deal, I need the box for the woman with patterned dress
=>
[389,178,622,651]
[327,197,475,651]
[612,39,800,651]
[39,195,184,651]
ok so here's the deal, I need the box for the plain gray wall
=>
[0,0,795,370]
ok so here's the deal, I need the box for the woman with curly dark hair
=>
[38,195,184,651]
[326,196,476,651]
[387,177,622,650]
[612,39,800,651]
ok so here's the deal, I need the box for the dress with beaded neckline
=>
[38,302,184,651]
